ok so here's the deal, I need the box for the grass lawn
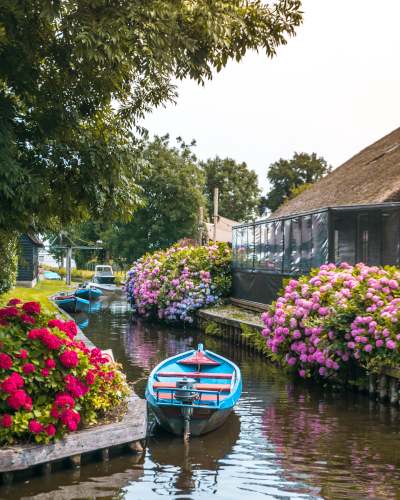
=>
[1,280,79,316]
[210,304,264,325]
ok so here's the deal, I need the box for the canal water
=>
[3,291,400,500]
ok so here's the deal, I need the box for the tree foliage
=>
[262,152,332,214]
[200,157,261,222]
[0,233,18,295]
[0,0,303,234]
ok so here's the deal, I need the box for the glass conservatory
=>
[231,203,400,305]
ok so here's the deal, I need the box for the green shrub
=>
[0,233,18,296]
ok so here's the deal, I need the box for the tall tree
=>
[200,157,261,222]
[101,135,206,263]
[0,0,303,234]
[261,152,332,214]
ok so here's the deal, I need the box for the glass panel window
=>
[283,219,291,273]
[267,222,275,271]
[246,226,255,269]
[275,220,283,273]
[312,212,329,268]
[301,215,312,272]
[232,228,239,267]
[291,217,301,273]
[382,209,400,267]
[254,225,261,270]
[260,223,268,270]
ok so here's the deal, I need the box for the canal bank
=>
[3,290,400,500]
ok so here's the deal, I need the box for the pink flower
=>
[7,390,27,409]
[16,349,28,359]
[347,342,355,349]
[0,321,9,326]
[45,359,56,369]
[7,299,22,306]
[22,363,35,375]
[22,302,40,315]
[0,415,12,427]
[365,344,373,352]
[0,353,12,370]
[86,372,95,385]
[23,395,33,411]
[387,340,396,349]
[29,421,44,434]
[0,307,18,318]
[318,307,327,316]
[299,370,306,377]
[41,368,50,377]
[325,358,333,368]
[376,340,383,347]
[45,424,56,436]
[19,314,35,325]
[333,362,340,370]
[60,350,79,368]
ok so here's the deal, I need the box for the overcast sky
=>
[140,0,400,195]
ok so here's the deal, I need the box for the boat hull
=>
[75,288,102,300]
[87,281,117,292]
[54,297,89,313]
[93,276,116,285]
[149,402,233,436]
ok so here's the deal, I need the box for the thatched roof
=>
[271,127,400,218]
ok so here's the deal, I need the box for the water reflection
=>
[3,292,400,500]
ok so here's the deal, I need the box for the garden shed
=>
[16,232,45,287]
[232,126,400,305]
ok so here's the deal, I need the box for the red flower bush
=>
[0,299,129,445]
[7,299,21,306]
[0,415,12,428]
[60,350,78,367]
[0,321,8,326]
[21,302,40,315]
[20,314,35,325]
[0,353,12,370]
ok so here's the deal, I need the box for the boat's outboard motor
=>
[174,377,198,441]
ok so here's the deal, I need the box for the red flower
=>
[50,407,60,418]
[60,350,79,368]
[7,390,27,409]
[45,359,56,369]
[23,395,32,411]
[0,372,24,392]
[0,307,18,318]
[0,353,12,370]
[54,393,75,409]
[22,363,35,375]
[29,421,43,434]
[59,409,80,432]
[45,424,56,436]
[47,319,63,330]
[86,372,95,385]
[7,299,22,306]
[16,349,28,359]
[0,415,12,428]
[22,302,40,315]
[40,331,61,350]
[41,368,50,377]
[19,314,35,325]
[65,375,89,398]
[27,329,41,339]
[0,321,9,326]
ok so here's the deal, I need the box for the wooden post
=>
[198,207,203,246]
[69,454,81,468]
[98,448,109,461]
[40,462,52,475]
[2,471,13,485]
[213,188,219,244]
[390,377,399,406]
[379,374,388,402]
[127,440,144,454]
[66,245,72,285]
[369,373,376,398]
[206,217,210,245]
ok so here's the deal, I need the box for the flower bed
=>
[262,263,400,378]
[0,299,129,444]
[123,243,231,323]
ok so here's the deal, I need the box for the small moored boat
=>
[45,271,61,280]
[146,344,241,439]
[90,265,117,291]
[53,294,89,313]
[75,284,102,300]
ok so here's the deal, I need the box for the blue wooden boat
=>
[53,295,89,313]
[146,344,241,439]
[75,285,102,300]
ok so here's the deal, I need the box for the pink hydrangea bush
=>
[262,263,400,379]
[124,243,231,323]
[0,300,129,444]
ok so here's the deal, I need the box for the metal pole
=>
[198,207,203,246]
[213,188,218,244]
[66,246,72,285]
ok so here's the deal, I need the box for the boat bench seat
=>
[153,382,230,392]
[54,296,75,300]
[153,392,228,402]
[157,372,233,380]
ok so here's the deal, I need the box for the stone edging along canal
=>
[196,308,400,406]
[0,297,147,486]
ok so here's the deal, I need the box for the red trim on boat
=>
[157,372,232,379]
[153,382,230,391]
[178,351,220,366]
[153,393,228,402]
